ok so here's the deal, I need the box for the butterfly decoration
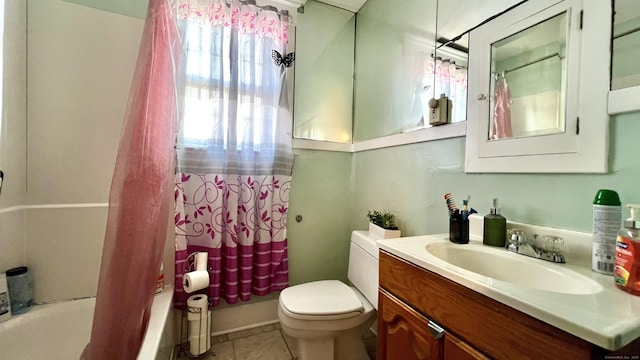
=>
[272,50,295,68]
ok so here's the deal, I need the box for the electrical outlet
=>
[428,95,452,126]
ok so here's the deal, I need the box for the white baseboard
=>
[211,299,280,335]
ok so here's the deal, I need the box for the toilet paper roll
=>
[187,294,209,321]
[189,333,211,356]
[189,328,211,356]
[183,271,209,293]
[188,309,212,335]
[195,252,208,271]
[186,294,211,356]
[187,294,208,308]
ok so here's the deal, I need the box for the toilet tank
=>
[347,231,379,310]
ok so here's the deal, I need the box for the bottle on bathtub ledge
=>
[6,266,34,314]
[156,263,165,294]
[0,273,11,323]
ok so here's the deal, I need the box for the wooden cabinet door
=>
[377,289,444,360]
[444,332,491,360]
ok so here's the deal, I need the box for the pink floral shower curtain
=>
[173,0,294,308]
[82,0,181,358]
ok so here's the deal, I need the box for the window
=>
[177,4,293,154]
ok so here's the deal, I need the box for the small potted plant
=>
[367,210,401,240]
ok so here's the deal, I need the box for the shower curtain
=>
[82,0,181,358]
[173,0,294,309]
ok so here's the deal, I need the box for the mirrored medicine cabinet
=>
[609,0,640,114]
[292,0,526,150]
[293,0,613,174]
[465,0,611,173]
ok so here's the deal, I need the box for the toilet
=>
[278,231,379,360]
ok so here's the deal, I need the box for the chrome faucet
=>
[506,230,565,263]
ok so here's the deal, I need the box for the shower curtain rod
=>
[223,0,293,20]
[613,25,640,40]
[495,52,562,76]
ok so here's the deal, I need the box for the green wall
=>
[62,0,148,19]
[288,112,640,286]
[286,149,353,285]
[349,112,640,236]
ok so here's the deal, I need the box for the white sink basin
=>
[376,228,640,351]
[426,242,603,295]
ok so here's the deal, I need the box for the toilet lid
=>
[280,280,364,319]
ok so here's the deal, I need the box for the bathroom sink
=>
[425,242,603,295]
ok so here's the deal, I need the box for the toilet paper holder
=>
[185,251,211,272]
[178,294,215,357]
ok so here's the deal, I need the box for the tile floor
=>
[176,323,376,360]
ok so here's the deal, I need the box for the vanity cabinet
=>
[377,288,443,360]
[377,251,640,360]
[378,288,488,360]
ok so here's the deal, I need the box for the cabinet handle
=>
[427,320,445,339]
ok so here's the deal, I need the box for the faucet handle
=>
[508,229,526,244]
[505,229,566,263]
[541,235,563,253]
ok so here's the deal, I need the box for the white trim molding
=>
[293,121,467,153]
[608,86,640,115]
[0,203,109,214]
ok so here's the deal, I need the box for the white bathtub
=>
[0,286,174,360]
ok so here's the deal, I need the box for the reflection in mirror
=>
[488,12,567,140]
[611,0,640,90]
[436,0,526,50]
[433,1,529,130]
[353,0,437,142]
[293,1,355,143]
[430,36,468,124]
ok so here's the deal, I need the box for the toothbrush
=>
[444,193,457,211]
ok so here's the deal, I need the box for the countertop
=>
[377,230,640,351]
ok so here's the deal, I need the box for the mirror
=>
[434,1,526,128]
[488,12,567,140]
[294,0,527,146]
[611,0,640,90]
[608,0,640,114]
[466,0,610,173]
[352,0,437,142]
[293,1,356,143]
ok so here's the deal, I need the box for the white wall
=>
[26,0,143,302]
[0,0,178,305]
[0,0,27,273]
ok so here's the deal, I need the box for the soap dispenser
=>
[483,198,507,247]
[614,204,640,296]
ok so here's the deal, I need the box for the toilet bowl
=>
[278,231,379,360]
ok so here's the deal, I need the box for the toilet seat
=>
[279,280,364,321]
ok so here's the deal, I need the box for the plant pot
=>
[368,223,401,240]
